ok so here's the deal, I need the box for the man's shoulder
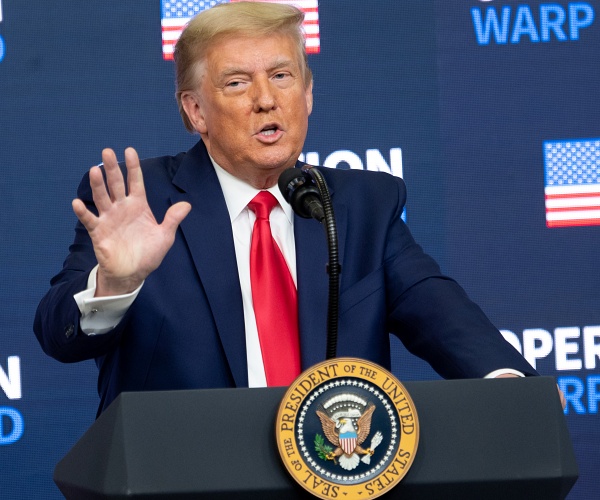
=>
[138,150,187,178]
[138,140,209,180]
[315,165,406,197]
[299,165,407,217]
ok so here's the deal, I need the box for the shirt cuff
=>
[73,265,143,335]
[484,368,525,379]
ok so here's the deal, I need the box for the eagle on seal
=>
[316,403,382,471]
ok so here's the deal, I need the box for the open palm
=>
[72,147,191,296]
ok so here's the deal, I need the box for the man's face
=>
[182,33,313,188]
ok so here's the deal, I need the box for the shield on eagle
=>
[339,429,358,455]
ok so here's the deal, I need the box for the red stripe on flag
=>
[547,205,600,213]
[545,192,600,200]
[546,218,600,227]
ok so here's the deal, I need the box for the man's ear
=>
[305,80,314,116]
[181,92,207,134]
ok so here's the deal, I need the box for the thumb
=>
[162,202,192,233]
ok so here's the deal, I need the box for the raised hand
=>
[72,147,191,297]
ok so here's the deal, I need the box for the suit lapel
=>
[170,142,248,387]
[295,168,347,369]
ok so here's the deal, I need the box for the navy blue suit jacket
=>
[34,140,537,414]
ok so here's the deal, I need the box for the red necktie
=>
[248,191,301,386]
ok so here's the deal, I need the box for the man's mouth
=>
[256,124,283,142]
[260,124,279,135]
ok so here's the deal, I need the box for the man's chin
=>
[254,151,299,173]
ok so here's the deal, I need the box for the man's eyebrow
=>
[269,59,296,71]
[219,66,250,77]
[218,59,296,79]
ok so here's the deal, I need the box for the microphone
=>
[278,168,325,222]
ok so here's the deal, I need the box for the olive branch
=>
[314,434,334,462]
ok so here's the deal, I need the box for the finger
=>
[161,202,192,234]
[124,147,146,198]
[72,198,98,231]
[102,148,126,201]
[89,165,113,213]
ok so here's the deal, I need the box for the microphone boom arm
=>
[302,166,340,361]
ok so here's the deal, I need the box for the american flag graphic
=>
[161,0,320,61]
[544,139,600,228]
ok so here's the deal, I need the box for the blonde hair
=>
[174,1,313,132]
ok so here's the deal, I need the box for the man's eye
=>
[227,81,241,87]
[274,73,288,79]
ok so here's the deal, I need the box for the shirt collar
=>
[210,156,294,224]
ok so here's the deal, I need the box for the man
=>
[34,2,540,416]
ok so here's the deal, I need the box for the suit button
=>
[64,324,75,338]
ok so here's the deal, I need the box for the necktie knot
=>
[248,191,278,220]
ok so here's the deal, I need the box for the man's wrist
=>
[73,265,143,335]
[96,267,144,297]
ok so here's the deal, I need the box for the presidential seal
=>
[276,358,419,499]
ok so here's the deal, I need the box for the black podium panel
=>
[54,377,577,499]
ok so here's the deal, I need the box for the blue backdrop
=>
[0,1,598,498]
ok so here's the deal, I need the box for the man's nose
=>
[252,77,277,112]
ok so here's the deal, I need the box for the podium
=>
[54,376,577,499]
